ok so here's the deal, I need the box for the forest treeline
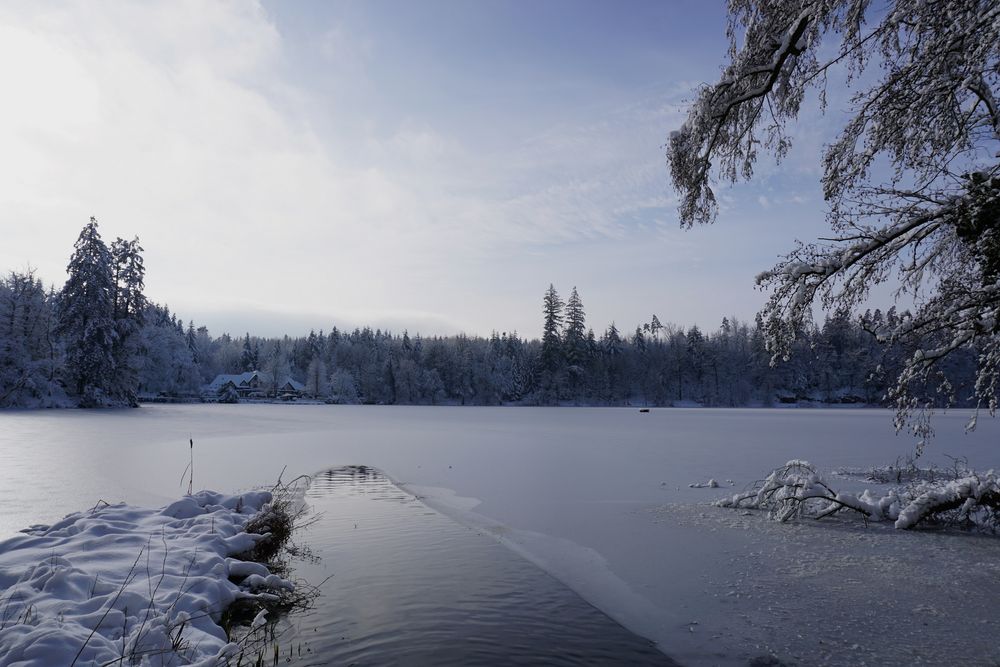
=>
[0,221,979,408]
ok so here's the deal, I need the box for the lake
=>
[267,465,674,665]
[1,405,998,664]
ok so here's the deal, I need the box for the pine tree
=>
[632,326,646,353]
[604,323,623,356]
[109,236,146,405]
[540,284,564,374]
[563,286,587,366]
[602,323,625,403]
[0,270,61,406]
[58,218,116,406]
[648,314,663,340]
[186,321,199,363]
[241,333,257,371]
[686,325,706,401]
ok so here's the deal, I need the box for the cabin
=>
[276,378,306,400]
[203,371,266,398]
[203,371,307,400]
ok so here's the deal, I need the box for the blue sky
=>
[0,0,836,338]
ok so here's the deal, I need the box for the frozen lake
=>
[1,405,999,664]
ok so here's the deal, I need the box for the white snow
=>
[894,471,999,529]
[0,489,291,666]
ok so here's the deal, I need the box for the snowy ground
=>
[0,405,998,664]
[0,490,290,666]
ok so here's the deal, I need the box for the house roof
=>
[203,371,305,394]
[204,371,261,392]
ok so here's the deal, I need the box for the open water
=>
[269,465,675,665]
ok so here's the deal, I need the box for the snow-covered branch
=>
[670,1,1000,441]
[717,460,1000,531]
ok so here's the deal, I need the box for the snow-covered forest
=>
[0,220,980,409]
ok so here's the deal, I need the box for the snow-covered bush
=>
[217,384,240,404]
[718,460,1000,531]
[0,484,314,666]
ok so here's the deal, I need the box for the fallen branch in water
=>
[716,460,1000,531]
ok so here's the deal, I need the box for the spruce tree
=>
[0,270,60,406]
[563,286,587,367]
[109,236,146,405]
[537,284,565,403]
[540,284,564,373]
[58,218,116,406]
[241,333,256,371]
[186,321,199,363]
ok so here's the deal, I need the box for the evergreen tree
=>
[632,326,646,353]
[186,321,199,363]
[109,236,146,405]
[604,323,623,356]
[648,314,663,340]
[57,218,117,406]
[540,284,564,373]
[0,270,61,406]
[538,284,565,403]
[561,287,588,400]
[563,286,587,366]
[241,333,257,371]
[686,325,706,400]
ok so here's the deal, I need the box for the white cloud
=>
[0,2,822,337]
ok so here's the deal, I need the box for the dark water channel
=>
[271,466,678,665]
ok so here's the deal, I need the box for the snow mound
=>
[0,490,293,666]
[688,479,720,488]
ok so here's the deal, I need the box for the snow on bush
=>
[0,490,296,666]
[717,460,1000,531]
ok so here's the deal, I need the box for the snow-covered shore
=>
[0,491,292,666]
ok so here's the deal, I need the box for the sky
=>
[0,0,840,339]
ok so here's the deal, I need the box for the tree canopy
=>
[668,0,1000,440]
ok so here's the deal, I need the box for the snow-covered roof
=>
[204,371,261,392]
[203,372,304,394]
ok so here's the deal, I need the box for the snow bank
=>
[0,490,292,666]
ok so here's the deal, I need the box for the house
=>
[202,371,306,400]
[203,371,267,399]
[276,378,306,400]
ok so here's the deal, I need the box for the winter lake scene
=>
[2,1,1000,666]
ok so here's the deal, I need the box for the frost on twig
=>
[717,460,1000,531]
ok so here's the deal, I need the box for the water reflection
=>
[275,465,677,665]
